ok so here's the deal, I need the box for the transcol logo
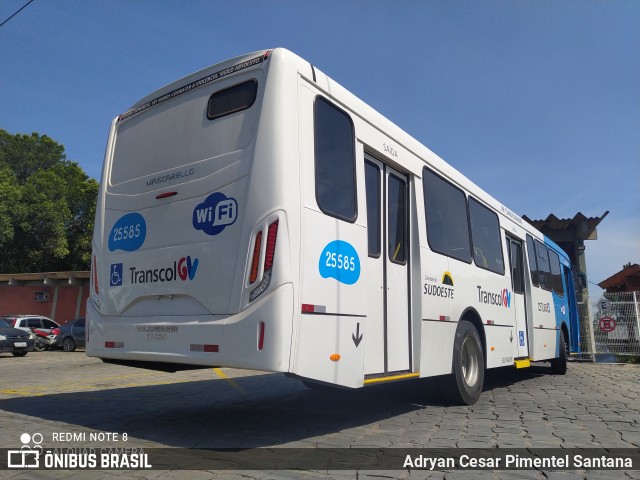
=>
[192,192,238,236]
[477,286,511,308]
[119,256,199,285]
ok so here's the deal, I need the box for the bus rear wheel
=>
[439,320,484,405]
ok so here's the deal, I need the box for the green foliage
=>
[0,165,20,247]
[0,130,65,183]
[0,129,98,273]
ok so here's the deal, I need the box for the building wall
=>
[0,283,88,325]
[55,285,88,324]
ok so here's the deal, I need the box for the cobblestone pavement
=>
[0,351,638,479]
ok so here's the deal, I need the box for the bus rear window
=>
[207,79,258,120]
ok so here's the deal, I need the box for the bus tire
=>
[440,320,484,405]
[550,330,567,375]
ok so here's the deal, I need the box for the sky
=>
[1,0,638,295]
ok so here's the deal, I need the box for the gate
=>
[575,292,640,360]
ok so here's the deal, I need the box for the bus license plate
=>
[14,342,27,347]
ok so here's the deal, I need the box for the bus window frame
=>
[422,166,472,264]
[365,159,381,259]
[468,196,506,276]
[313,96,358,223]
[387,172,408,266]
[548,249,565,298]
[526,234,540,287]
[206,78,259,121]
[534,239,552,292]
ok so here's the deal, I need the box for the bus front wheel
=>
[439,320,484,405]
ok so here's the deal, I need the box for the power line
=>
[0,0,35,29]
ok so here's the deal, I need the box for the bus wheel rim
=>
[461,337,479,387]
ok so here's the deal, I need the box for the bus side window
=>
[526,235,539,287]
[422,167,471,263]
[365,160,381,257]
[508,239,525,294]
[314,96,357,222]
[468,197,505,275]
[535,240,552,291]
[388,174,407,264]
[548,250,565,297]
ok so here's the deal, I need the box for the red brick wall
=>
[0,286,53,317]
[55,286,80,326]
[0,283,88,324]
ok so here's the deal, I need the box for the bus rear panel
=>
[87,50,296,373]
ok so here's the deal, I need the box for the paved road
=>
[0,351,639,479]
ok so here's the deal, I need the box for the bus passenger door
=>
[364,155,411,376]
[507,236,529,358]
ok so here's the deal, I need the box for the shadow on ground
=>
[0,364,552,448]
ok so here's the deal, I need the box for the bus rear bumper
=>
[85,283,294,372]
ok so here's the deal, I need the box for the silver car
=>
[3,315,60,334]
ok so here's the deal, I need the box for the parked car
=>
[55,318,85,352]
[0,319,34,356]
[2,315,60,334]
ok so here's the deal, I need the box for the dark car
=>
[55,318,85,352]
[0,319,34,357]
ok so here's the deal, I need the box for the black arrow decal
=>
[352,322,363,347]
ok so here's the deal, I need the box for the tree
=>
[0,130,65,183]
[0,129,98,273]
[0,165,20,247]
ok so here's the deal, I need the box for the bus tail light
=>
[258,321,265,350]
[264,221,278,270]
[92,255,99,295]
[249,231,262,284]
[250,220,278,302]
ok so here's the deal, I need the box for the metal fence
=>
[576,291,640,361]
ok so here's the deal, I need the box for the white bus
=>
[87,48,580,405]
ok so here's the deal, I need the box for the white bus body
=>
[87,48,578,404]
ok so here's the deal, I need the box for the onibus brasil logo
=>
[7,432,151,469]
[7,432,43,468]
